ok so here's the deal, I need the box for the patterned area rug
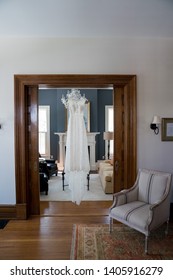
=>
[71,223,173,260]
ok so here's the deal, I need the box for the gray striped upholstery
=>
[138,170,168,204]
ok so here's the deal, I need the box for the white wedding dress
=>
[61,89,90,205]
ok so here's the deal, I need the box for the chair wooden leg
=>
[87,173,90,191]
[109,217,113,233]
[62,170,65,191]
[145,235,148,254]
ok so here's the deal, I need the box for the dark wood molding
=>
[16,204,28,219]
[14,74,137,218]
[14,74,136,88]
[0,204,32,220]
[0,205,16,219]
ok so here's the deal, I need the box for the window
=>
[105,105,114,158]
[39,106,50,158]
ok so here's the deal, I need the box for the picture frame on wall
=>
[161,118,173,141]
[66,101,90,132]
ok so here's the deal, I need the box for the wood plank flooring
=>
[0,201,112,260]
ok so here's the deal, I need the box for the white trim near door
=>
[105,105,114,158]
[39,105,50,158]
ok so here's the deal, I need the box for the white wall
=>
[0,37,173,204]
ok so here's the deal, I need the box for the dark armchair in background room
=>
[39,153,58,195]
[45,158,58,178]
[39,153,58,179]
[39,160,49,195]
[39,172,48,195]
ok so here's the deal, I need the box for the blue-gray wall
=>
[39,89,113,162]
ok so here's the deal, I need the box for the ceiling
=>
[0,0,173,38]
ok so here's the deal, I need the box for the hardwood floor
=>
[0,201,112,260]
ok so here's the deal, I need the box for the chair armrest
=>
[110,182,138,210]
[104,160,111,163]
[148,195,171,230]
[110,189,130,209]
[45,159,56,164]
[126,186,138,203]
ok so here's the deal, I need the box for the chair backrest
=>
[137,169,172,204]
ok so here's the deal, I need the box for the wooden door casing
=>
[113,82,136,192]
[14,74,136,218]
[27,86,40,215]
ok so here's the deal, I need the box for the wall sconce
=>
[103,131,114,159]
[150,116,161,135]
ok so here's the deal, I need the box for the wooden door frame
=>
[14,74,137,219]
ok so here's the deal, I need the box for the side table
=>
[62,171,90,191]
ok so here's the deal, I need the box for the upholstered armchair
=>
[109,168,172,254]
[39,153,58,179]
[45,159,58,178]
[40,172,48,195]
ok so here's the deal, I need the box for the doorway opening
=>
[39,87,114,204]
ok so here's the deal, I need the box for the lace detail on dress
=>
[61,89,88,109]
[61,89,90,205]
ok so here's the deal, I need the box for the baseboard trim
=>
[0,204,16,219]
[0,203,27,219]
[16,204,27,219]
